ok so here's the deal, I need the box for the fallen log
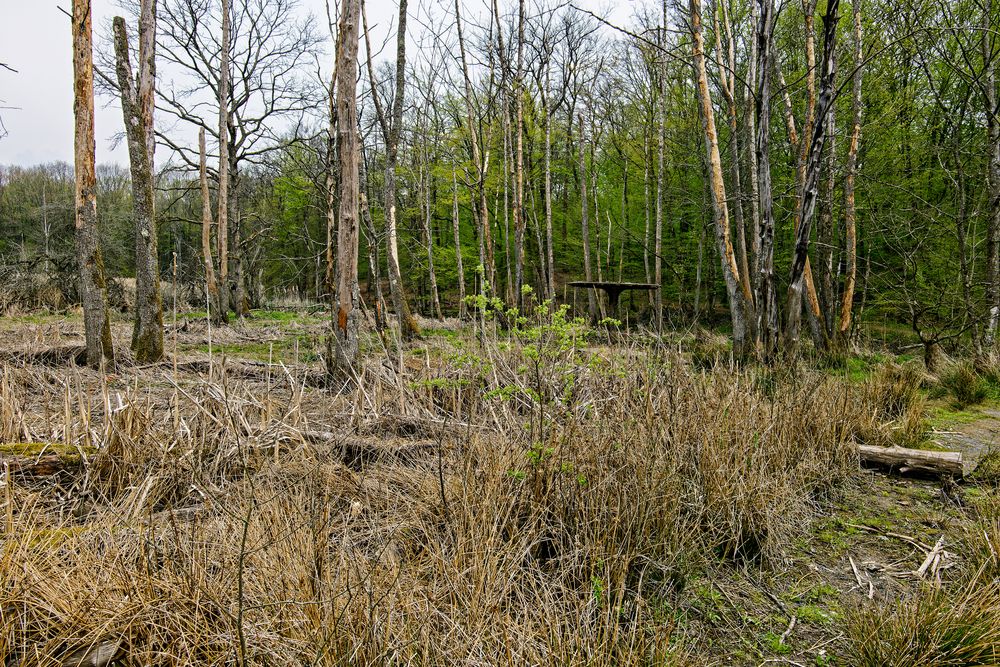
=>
[859,444,963,478]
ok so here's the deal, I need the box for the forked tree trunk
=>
[198,129,221,322]
[73,0,115,370]
[217,0,231,320]
[330,0,362,378]
[838,0,863,345]
[113,7,163,363]
[689,0,752,356]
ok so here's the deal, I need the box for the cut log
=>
[859,445,963,478]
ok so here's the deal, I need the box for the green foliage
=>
[938,362,990,408]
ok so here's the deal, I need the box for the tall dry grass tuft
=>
[0,320,882,665]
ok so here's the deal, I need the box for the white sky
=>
[0,0,635,167]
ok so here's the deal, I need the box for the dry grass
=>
[0,318,930,665]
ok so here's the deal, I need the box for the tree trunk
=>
[755,0,779,356]
[113,8,163,363]
[655,1,666,330]
[364,0,419,341]
[689,0,752,356]
[198,129,221,322]
[542,77,556,302]
[983,3,1000,348]
[73,0,115,370]
[785,0,840,352]
[329,0,362,378]
[839,0,863,345]
[513,0,526,308]
[579,112,597,321]
[716,1,753,307]
[217,0,231,320]
[452,169,466,318]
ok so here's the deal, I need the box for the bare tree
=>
[199,128,221,321]
[73,0,115,369]
[113,1,163,362]
[839,0,863,344]
[689,0,752,355]
[362,0,420,341]
[330,0,361,377]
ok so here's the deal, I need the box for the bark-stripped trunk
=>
[113,6,163,362]
[198,129,221,322]
[217,0,231,320]
[755,0,779,355]
[689,0,751,355]
[73,0,115,369]
[838,0,863,344]
[330,0,362,377]
[452,169,467,318]
[785,0,840,352]
[579,112,597,320]
[716,1,753,306]
[818,50,838,340]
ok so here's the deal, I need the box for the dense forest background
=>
[0,0,996,356]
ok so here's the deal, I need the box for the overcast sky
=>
[0,0,633,168]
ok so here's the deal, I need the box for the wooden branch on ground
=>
[859,444,963,478]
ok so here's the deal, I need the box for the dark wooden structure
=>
[568,281,659,318]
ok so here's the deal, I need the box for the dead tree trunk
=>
[73,0,115,370]
[839,0,863,345]
[983,4,1000,349]
[113,6,163,363]
[690,0,752,356]
[785,0,840,352]
[330,0,362,378]
[217,0,231,320]
[754,0,779,355]
[198,129,221,322]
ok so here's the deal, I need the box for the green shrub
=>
[939,362,989,408]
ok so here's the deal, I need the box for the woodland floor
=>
[0,308,997,666]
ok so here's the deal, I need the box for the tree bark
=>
[330,0,362,378]
[217,0,231,320]
[513,0,526,307]
[579,112,597,321]
[452,169,467,318]
[113,8,163,363]
[73,0,115,370]
[198,129,221,323]
[983,1,1000,349]
[839,0,863,344]
[689,0,752,356]
[363,0,419,341]
[755,0,779,355]
[785,0,840,352]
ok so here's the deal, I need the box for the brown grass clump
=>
[0,325,872,665]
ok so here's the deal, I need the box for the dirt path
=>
[931,407,1000,474]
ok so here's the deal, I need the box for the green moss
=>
[0,441,96,464]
